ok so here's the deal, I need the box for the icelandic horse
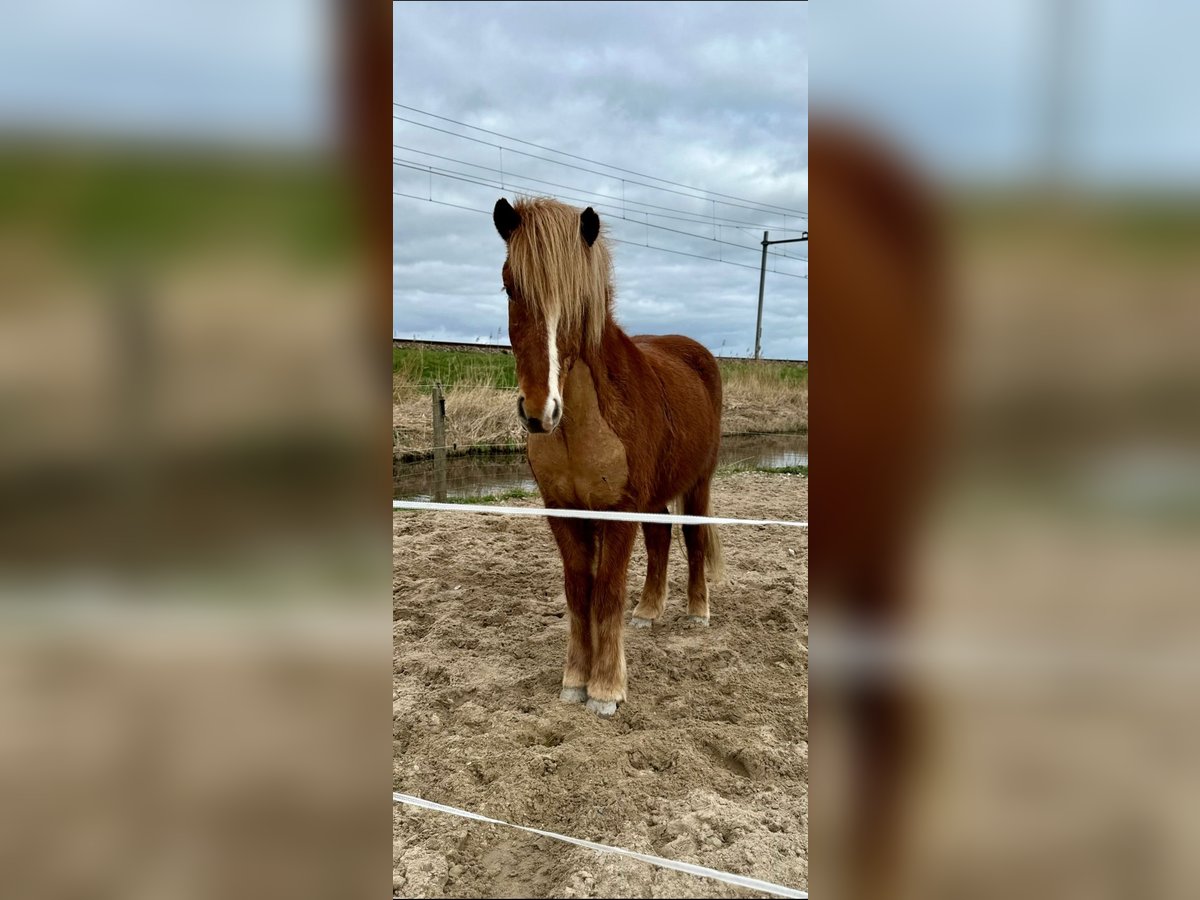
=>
[492,196,724,717]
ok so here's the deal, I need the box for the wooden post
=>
[431,382,447,502]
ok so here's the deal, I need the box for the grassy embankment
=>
[393,346,808,459]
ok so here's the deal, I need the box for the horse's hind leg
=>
[630,511,670,628]
[682,479,714,626]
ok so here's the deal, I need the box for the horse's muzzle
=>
[518,396,561,434]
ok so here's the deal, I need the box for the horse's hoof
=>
[585,697,619,717]
[630,616,653,629]
[560,686,588,703]
[684,615,710,628]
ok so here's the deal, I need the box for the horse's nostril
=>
[517,396,526,418]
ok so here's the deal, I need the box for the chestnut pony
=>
[493,195,724,717]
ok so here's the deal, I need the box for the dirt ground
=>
[393,472,808,898]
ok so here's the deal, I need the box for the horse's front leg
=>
[586,520,638,717]
[547,517,594,703]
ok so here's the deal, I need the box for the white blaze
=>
[545,311,561,422]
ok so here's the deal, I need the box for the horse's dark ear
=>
[493,198,520,241]
[580,206,600,246]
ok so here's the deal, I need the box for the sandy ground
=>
[393,473,808,898]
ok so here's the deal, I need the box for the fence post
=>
[432,381,447,502]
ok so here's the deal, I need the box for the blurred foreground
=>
[0,3,390,898]
[811,2,1200,898]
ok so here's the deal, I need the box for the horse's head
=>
[493,196,608,435]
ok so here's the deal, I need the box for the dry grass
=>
[393,359,807,457]
[721,361,809,436]
[393,380,524,458]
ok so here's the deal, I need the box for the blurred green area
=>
[0,143,354,267]
[952,190,1200,263]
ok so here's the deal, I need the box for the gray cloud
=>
[394,1,808,359]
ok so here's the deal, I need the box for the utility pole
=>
[1042,0,1075,189]
[755,232,768,360]
[754,229,808,359]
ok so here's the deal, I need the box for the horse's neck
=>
[578,316,639,390]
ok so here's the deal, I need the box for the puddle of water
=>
[394,433,807,501]
[394,454,538,502]
[716,433,809,473]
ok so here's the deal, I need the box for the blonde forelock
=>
[507,196,611,348]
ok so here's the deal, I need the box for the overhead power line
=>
[394,102,808,218]
[610,237,805,276]
[393,143,806,234]
[393,159,808,261]
[391,191,806,279]
[393,115,808,221]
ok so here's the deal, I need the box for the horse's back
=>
[632,334,722,410]
[629,334,723,494]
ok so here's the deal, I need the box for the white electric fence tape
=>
[393,499,807,529]
[392,791,808,899]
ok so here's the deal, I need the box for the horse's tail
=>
[670,495,726,585]
[669,496,688,556]
[703,506,726,585]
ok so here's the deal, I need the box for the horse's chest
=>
[527,362,629,508]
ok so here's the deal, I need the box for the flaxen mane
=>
[508,196,612,349]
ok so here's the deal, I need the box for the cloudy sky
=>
[0,1,328,145]
[1,0,1192,367]
[392,2,810,360]
[813,1,1200,187]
